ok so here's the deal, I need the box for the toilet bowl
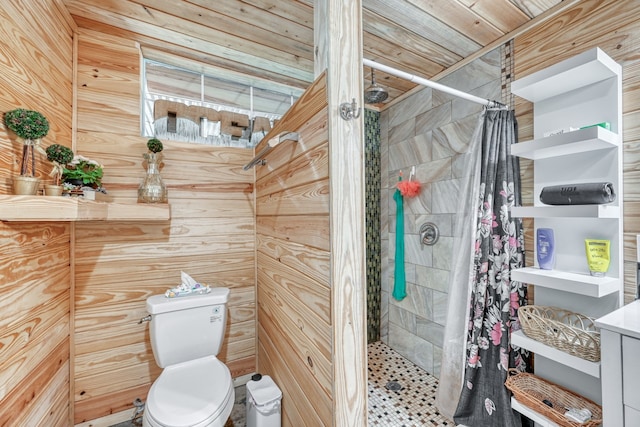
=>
[143,356,235,427]
[142,289,234,427]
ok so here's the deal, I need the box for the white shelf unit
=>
[511,205,619,219]
[511,267,620,298]
[511,398,561,427]
[510,47,619,103]
[510,47,623,424]
[511,330,600,378]
[510,126,618,160]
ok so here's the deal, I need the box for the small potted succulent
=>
[62,155,106,200]
[4,108,50,195]
[44,144,74,196]
[147,137,163,154]
[138,137,167,203]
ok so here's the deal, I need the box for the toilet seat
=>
[145,355,234,427]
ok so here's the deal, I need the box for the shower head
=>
[364,69,388,104]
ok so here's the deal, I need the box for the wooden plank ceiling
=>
[62,0,562,107]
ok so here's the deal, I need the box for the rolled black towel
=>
[539,182,615,205]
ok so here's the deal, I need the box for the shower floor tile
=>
[368,341,454,426]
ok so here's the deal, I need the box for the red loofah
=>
[397,179,421,198]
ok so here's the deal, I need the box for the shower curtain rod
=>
[363,59,504,108]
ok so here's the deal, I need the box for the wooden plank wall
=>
[255,74,332,426]
[513,0,640,303]
[71,27,257,423]
[0,1,75,426]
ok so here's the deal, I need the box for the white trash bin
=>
[246,374,282,427]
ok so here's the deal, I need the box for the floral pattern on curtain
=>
[454,109,530,426]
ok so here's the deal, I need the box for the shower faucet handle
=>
[419,222,439,248]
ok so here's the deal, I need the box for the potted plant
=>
[44,144,74,196]
[62,155,106,200]
[4,108,50,195]
[138,138,167,203]
[147,137,163,154]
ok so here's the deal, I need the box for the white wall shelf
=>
[510,126,618,160]
[511,205,619,219]
[512,267,619,298]
[511,330,600,378]
[0,195,170,221]
[511,397,561,427]
[511,47,619,102]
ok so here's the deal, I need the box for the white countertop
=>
[596,300,640,339]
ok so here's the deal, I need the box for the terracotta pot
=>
[12,176,41,195]
[44,184,63,196]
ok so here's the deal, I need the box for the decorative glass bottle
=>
[138,152,167,203]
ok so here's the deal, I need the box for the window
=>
[141,59,300,148]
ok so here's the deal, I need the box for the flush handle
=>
[420,222,439,247]
[138,315,152,324]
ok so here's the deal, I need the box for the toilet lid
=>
[147,355,233,427]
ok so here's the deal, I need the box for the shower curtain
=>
[435,109,529,425]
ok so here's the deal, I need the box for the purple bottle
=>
[537,228,555,270]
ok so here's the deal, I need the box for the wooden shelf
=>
[511,47,620,102]
[511,126,618,160]
[0,195,170,221]
[512,267,620,298]
[511,204,619,219]
[511,330,600,378]
[105,202,170,221]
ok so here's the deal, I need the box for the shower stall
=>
[365,45,511,420]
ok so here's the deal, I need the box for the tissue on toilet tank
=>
[537,228,555,270]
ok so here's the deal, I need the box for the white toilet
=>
[143,288,235,427]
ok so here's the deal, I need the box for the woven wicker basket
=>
[505,370,602,427]
[519,305,600,362]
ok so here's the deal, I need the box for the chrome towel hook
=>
[419,222,439,247]
[339,98,361,120]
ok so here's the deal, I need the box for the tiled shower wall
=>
[379,47,502,377]
[365,109,381,343]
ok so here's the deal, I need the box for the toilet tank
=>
[146,288,229,368]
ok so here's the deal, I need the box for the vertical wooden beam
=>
[69,29,79,427]
[316,0,367,425]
